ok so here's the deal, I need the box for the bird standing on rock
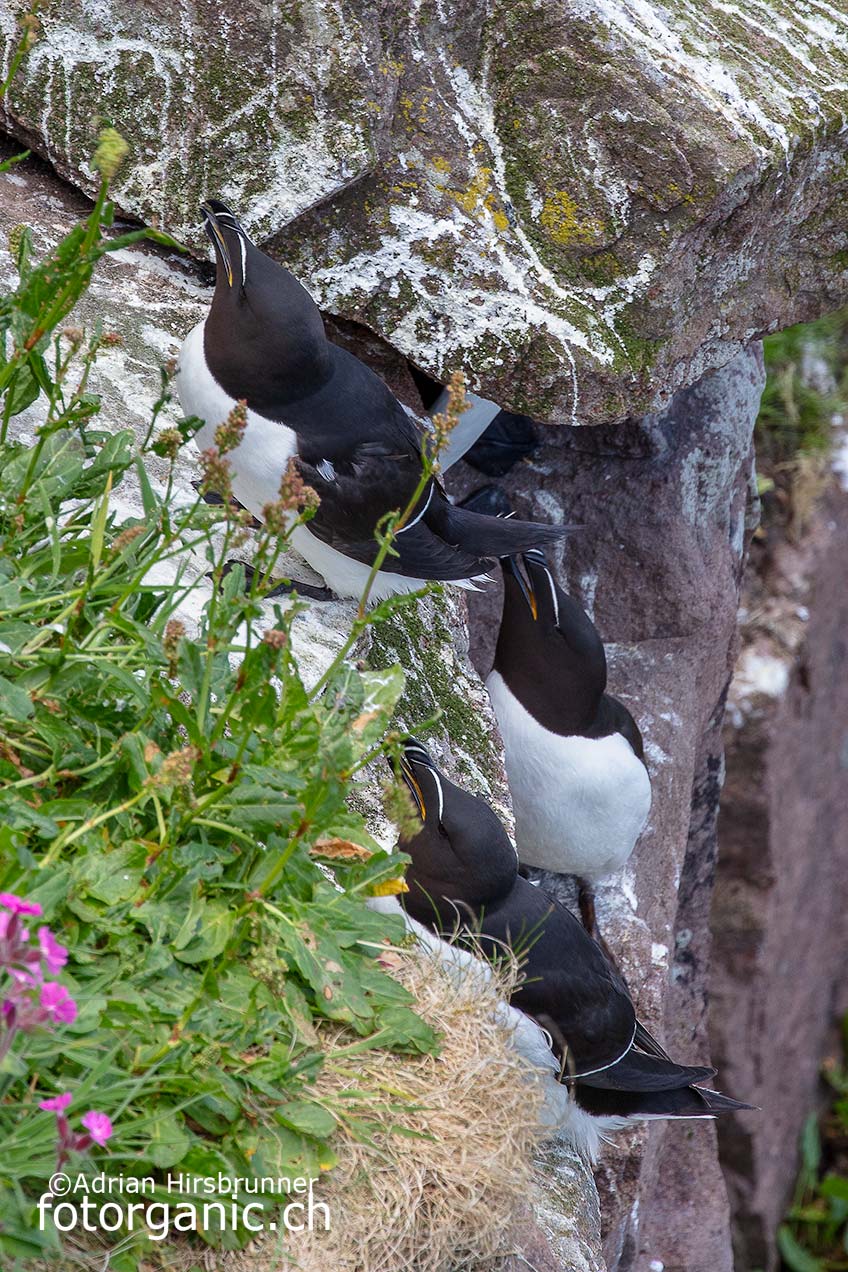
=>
[486,549,652,938]
[175,200,567,602]
[384,741,750,1158]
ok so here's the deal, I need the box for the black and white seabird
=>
[377,741,750,1158]
[486,549,651,934]
[175,200,566,601]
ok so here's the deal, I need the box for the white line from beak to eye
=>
[213,212,249,286]
[425,766,444,822]
[543,564,559,626]
[404,748,444,823]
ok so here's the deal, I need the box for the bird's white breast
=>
[486,670,651,881]
[176,320,298,516]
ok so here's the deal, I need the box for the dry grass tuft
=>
[279,947,546,1272]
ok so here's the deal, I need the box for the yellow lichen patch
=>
[429,154,451,173]
[539,190,605,247]
[446,167,510,233]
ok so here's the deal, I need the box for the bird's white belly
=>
[486,670,651,880]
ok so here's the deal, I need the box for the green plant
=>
[0,91,458,1272]
[756,312,848,466]
[778,1016,848,1271]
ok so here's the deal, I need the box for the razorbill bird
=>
[175,200,566,602]
[384,741,750,1156]
[486,549,651,937]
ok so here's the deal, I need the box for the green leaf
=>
[276,1100,337,1138]
[0,673,33,721]
[375,1004,438,1053]
[146,1109,192,1168]
[77,840,147,904]
[801,1113,822,1177]
[776,1226,825,1272]
[134,453,160,519]
[173,902,234,964]
[820,1174,848,1201]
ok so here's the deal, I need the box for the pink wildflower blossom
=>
[37,927,67,976]
[0,894,42,916]
[39,982,77,1025]
[39,1092,72,1112]
[80,1111,113,1145]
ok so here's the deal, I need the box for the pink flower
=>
[39,982,77,1025]
[39,1092,72,1112]
[0,894,42,916]
[38,927,67,976]
[81,1111,112,1145]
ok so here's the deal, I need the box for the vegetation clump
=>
[778,1016,848,1272]
[754,312,848,538]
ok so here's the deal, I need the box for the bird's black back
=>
[201,203,569,579]
[471,876,636,1076]
[398,763,636,1077]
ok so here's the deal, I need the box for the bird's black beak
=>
[201,199,244,289]
[501,554,537,620]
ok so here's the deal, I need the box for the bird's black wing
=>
[633,1019,673,1062]
[577,1048,714,1092]
[290,344,567,577]
[575,1081,754,1119]
[299,453,490,580]
[475,877,637,1077]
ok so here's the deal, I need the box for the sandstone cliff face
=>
[711,477,848,1272]
[2,1,847,424]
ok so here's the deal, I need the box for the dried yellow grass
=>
[278,947,546,1272]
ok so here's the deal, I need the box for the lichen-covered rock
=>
[0,0,393,232]
[445,344,766,1270]
[2,0,846,425]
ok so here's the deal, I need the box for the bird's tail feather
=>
[576,1080,754,1121]
[692,1086,757,1114]
[437,500,574,557]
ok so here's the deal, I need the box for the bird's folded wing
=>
[298,456,488,580]
[578,1049,715,1092]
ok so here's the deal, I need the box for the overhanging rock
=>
[2,1,846,423]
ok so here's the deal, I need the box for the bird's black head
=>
[393,740,517,929]
[200,199,331,415]
[496,549,578,653]
[493,551,607,730]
